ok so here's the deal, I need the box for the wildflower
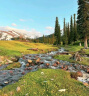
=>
[41,72,44,75]
[51,79,54,81]
[25,93,28,96]
[58,89,66,92]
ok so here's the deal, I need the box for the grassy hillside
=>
[0,69,89,96]
[0,41,58,56]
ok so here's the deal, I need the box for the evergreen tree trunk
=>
[84,35,88,49]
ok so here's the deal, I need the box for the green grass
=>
[83,48,89,55]
[63,45,83,52]
[0,69,89,96]
[3,62,21,70]
[54,55,89,66]
[0,41,58,56]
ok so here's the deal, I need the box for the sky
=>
[0,0,78,38]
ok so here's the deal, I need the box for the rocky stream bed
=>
[0,48,89,89]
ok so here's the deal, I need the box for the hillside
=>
[0,41,58,56]
[0,31,27,40]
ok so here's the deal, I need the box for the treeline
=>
[34,0,89,48]
[34,34,55,44]
[54,0,89,48]
[62,14,78,45]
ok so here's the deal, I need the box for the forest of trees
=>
[34,0,89,48]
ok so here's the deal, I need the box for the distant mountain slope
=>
[0,30,27,40]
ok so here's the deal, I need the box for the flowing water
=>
[0,48,89,89]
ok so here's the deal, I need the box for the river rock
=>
[4,81,9,84]
[26,63,29,67]
[28,60,32,63]
[36,58,40,63]
[56,61,60,64]
[87,68,89,73]
[83,82,89,86]
[46,63,50,66]
[77,71,83,77]
[22,72,25,75]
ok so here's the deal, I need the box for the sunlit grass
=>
[64,45,83,52]
[54,55,89,66]
[0,69,89,96]
[0,41,58,56]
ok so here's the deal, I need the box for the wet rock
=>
[31,63,35,66]
[26,63,29,67]
[9,71,13,74]
[87,68,89,73]
[36,58,40,63]
[60,65,64,69]
[28,67,32,70]
[46,63,50,66]
[28,60,32,63]
[22,72,25,75]
[83,82,88,86]
[64,65,68,70]
[52,63,58,67]
[56,61,60,65]
[4,81,9,84]
[77,71,83,77]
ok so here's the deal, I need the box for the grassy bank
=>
[0,41,58,56]
[0,69,89,96]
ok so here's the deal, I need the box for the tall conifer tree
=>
[67,23,70,44]
[69,15,74,44]
[54,17,61,45]
[77,0,89,48]
[74,14,78,42]
[63,18,68,45]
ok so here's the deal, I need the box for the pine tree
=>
[54,17,61,45]
[74,14,78,42]
[77,0,89,48]
[63,18,68,45]
[69,15,74,44]
[52,34,55,44]
[67,23,70,44]
[43,35,45,43]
